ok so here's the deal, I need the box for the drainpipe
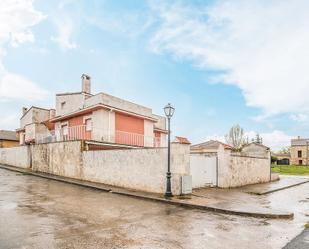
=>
[269,150,272,182]
[108,109,113,142]
[216,155,219,187]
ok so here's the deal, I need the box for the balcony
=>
[35,125,166,148]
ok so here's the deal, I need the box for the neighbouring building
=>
[0,130,19,148]
[272,152,290,165]
[173,136,191,145]
[17,74,168,148]
[291,136,309,165]
[190,140,233,154]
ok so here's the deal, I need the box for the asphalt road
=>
[283,229,309,249]
[0,168,308,249]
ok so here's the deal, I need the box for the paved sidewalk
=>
[0,164,296,219]
[242,176,309,195]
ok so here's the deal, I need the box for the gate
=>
[190,154,217,188]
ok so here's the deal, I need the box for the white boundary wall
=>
[82,143,190,195]
[0,141,191,195]
[0,146,30,168]
[31,141,83,179]
[217,145,271,188]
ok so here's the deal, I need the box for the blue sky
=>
[1,0,309,150]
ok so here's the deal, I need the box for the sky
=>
[1,0,309,151]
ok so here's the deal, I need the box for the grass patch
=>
[305,223,309,229]
[272,165,309,176]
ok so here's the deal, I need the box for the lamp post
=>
[164,103,175,198]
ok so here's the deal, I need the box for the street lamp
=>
[164,103,175,198]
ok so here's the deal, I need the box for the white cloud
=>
[0,0,45,48]
[289,113,307,122]
[259,130,292,151]
[150,0,309,117]
[0,73,48,101]
[244,130,292,151]
[51,17,77,50]
[0,114,19,130]
[206,130,292,151]
[204,134,226,143]
[0,0,47,102]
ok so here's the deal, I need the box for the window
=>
[298,150,302,158]
[85,118,92,131]
[61,124,68,136]
[299,160,303,165]
[61,101,66,109]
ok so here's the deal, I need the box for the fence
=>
[35,125,166,147]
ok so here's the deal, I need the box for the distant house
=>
[17,74,168,148]
[291,137,309,165]
[272,152,290,165]
[190,140,233,154]
[0,130,19,148]
[173,136,191,145]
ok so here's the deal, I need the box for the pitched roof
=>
[0,130,18,141]
[191,140,232,150]
[174,136,191,144]
[243,142,270,150]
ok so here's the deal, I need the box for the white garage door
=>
[190,154,217,188]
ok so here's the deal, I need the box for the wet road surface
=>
[0,168,308,249]
[283,229,309,249]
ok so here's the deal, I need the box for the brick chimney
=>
[22,107,28,115]
[49,109,56,119]
[81,74,91,94]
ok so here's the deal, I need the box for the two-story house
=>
[17,74,167,148]
[291,136,309,165]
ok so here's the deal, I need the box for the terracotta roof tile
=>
[174,136,191,145]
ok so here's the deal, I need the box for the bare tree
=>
[225,124,245,150]
[278,146,290,154]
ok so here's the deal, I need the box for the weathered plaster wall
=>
[153,114,166,130]
[217,145,271,188]
[20,108,50,128]
[0,146,30,168]
[0,141,191,195]
[56,93,86,116]
[85,93,153,117]
[25,123,50,142]
[31,141,83,179]
[20,111,33,128]
[82,143,190,195]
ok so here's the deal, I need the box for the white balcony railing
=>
[35,125,166,148]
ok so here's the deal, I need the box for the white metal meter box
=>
[181,175,192,194]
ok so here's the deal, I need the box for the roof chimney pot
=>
[22,107,28,115]
[81,74,91,94]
